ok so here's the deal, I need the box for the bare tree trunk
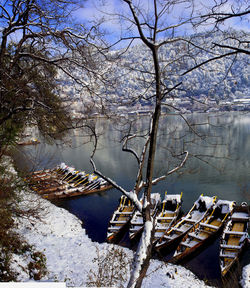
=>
[127,42,163,288]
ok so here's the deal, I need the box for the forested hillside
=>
[60,30,249,114]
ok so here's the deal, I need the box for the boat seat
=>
[224,231,246,236]
[220,244,242,249]
[200,223,219,230]
[232,216,249,222]
[180,241,197,248]
[164,211,175,216]
[156,224,170,230]
[116,211,134,215]
[162,235,174,240]
[184,218,197,223]
[108,227,121,232]
[157,216,174,220]
[172,227,187,233]
[130,226,141,232]
[189,232,209,241]
[110,220,127,224]
[154,232,164,238]
[220,253,236,259]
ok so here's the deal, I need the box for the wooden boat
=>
[153,192,183,245]
[107,195,135,243]
[155,195,217,252]
[35,182,66,194]
[42,181,112,199]
[26,163,113,199]
[56,165,68,175]
[170,200,236,264]
[129,193,161,242]
[219,202,249,278]
[25,169,56,181]
[28,168,53,175]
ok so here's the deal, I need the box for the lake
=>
[13,112,250,286]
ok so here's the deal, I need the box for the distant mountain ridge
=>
[59,30,249,115]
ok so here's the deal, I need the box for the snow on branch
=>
[201,10,250,23]
[90,128,142,212]
[152,151,189,185]
[127,220,153,288]
[90,158,142,212]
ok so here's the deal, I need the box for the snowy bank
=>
[11,191,212,287]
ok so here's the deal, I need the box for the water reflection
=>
[14,112,250,218]
[13,112,250,285]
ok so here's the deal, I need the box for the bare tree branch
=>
[152,151,189,185]
[122,134,140,164]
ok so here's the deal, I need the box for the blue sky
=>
[2,0,249,48]
[74,0,249,47]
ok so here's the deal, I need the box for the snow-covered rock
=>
[241,264,250,288]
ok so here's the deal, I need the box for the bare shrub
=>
[87,245,130,288]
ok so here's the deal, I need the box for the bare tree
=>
[89,1,196,287]
[87,1,249,287]
[189,0,250,69]
[1,0,248,286]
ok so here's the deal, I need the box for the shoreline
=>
[3,155,249,287]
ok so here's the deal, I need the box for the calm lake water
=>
[13,112,250,286]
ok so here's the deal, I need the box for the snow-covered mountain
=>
[59,30,249,115]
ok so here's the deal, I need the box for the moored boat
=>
[42,177,111,199]
[107,195,135,243]
[25,163,113,199]
[170,199,235,264]
[155,195,217,252]
[153,192,183,245]
[219,202,249,278]
[129,193,161,242]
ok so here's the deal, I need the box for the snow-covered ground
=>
[13,192,211,287]
[11,191,249,288]
[241,264,250,288]
[3,156,249,287]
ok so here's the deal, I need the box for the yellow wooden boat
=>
[220,202,249,278]
[107,196,135,243]
[170,200,235,263]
